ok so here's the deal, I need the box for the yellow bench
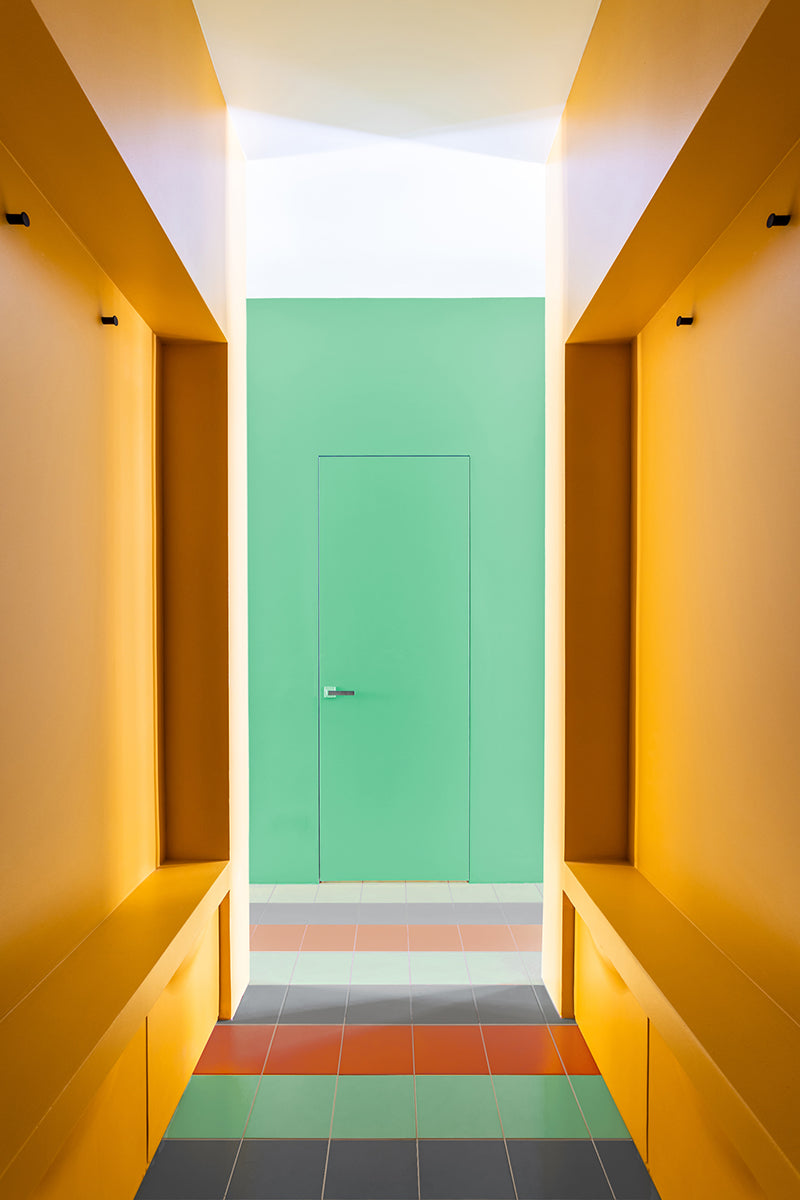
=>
[564,861,800,1199]
[0,861,229,1200]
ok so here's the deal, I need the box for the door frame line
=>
[316,453,471,883]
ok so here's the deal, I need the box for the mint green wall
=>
[248,298,545,882]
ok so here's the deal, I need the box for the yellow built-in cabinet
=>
[546,3,800,1198]
[0,3,243,1198]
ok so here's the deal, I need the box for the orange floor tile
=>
[458,924,516,951]
[339,1024,414,1074]
[509,924,542,950]
[482,1025,565,1074]
[250,924,306,951]
[301,924,357,951]
[355,924,409,951]
[408,924,463,951]
[412,1025,489,1074]
[264,1025,343,1074]
[194,1024,274,1074]
[549,1024,600,1074]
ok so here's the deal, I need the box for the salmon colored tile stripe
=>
[339,1025,414,1074]
[458,924,516,951]
[550,1024,600,1074]
[195,1024,274,1074]
[264,1025,343,1074]
[408,924,463,951]
[413,1025,489,1074]
[355,924,409,951]
[482,1026,565,1075]
[250,924,306,950]
[509,924,543,951]
[301,924,357,951]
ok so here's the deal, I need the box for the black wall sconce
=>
[101,315,119,326]
[766,212,790,228]
[5,211,30,227]
[676,315,694,327]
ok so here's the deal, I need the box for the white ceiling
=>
[193,0,600,296]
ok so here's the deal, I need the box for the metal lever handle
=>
[323,685,355,698]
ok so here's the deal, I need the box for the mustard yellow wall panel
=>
[0,135,157,1014]
[147,910,220,1156]
[635,133,800,1021]
[573,914,647,1156]
[29,1026,147,1200]
[648,1025,766,1200]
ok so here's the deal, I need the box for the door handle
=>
[323,685,355,698]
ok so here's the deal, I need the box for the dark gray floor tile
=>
[228,1140,328,1199]
[411,985,478,1024]
[406,903,457,925]
[346,984,412,1024]
[264,903,360,924]
[595,1141,661,1199]
[507,1140,612,1199]
[356,903,409,925]
[232,985,287,1024]
[451,904,508,925]
[281,985,349,1024]
[533,985,577,1026]
[419,1139,515,1199]
[473,984,546,1025]
[135,1139,238,1199]
[324,1139,418,1199]
[250,903,270,924]
[500,903,543,924]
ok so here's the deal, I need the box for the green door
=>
[318,455,470,880]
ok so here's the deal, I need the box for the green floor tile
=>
[165,1075,259,1139]
[332,1075,416,1138]
[351,952,411,985]
[250,950,298,984]
[409,952,470,986]
[520,951,543,982]
[291,952,353,985]
[416,1075,502,1138]
[571,1075,632,1138]
[246,1074,336,1138]
[464,952,528,985]
[493,1075,588,1139]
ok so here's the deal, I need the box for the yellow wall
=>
[0,1,248,1194]
[558,0,769,336]
[635,135,800,1023]
[0,137,157,1011]
[545,1,800,1195]
[30,0,230,334]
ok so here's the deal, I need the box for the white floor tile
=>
[249,884,276,902]
[494,883,543,902]
[448,883,500,903]
[316,882,364,903]
[360,882,407,903]
[406,882,454,904]
[269,883,320,903]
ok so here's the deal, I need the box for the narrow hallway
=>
[137,884,659,1199]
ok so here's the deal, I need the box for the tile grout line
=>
[221,915,302,1200]
[537,1001,619,1200]
[457,893,520,1200]
[407,891,422,1200]
[319,891,359,1200]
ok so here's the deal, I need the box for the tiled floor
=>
[138,883,660,1200]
